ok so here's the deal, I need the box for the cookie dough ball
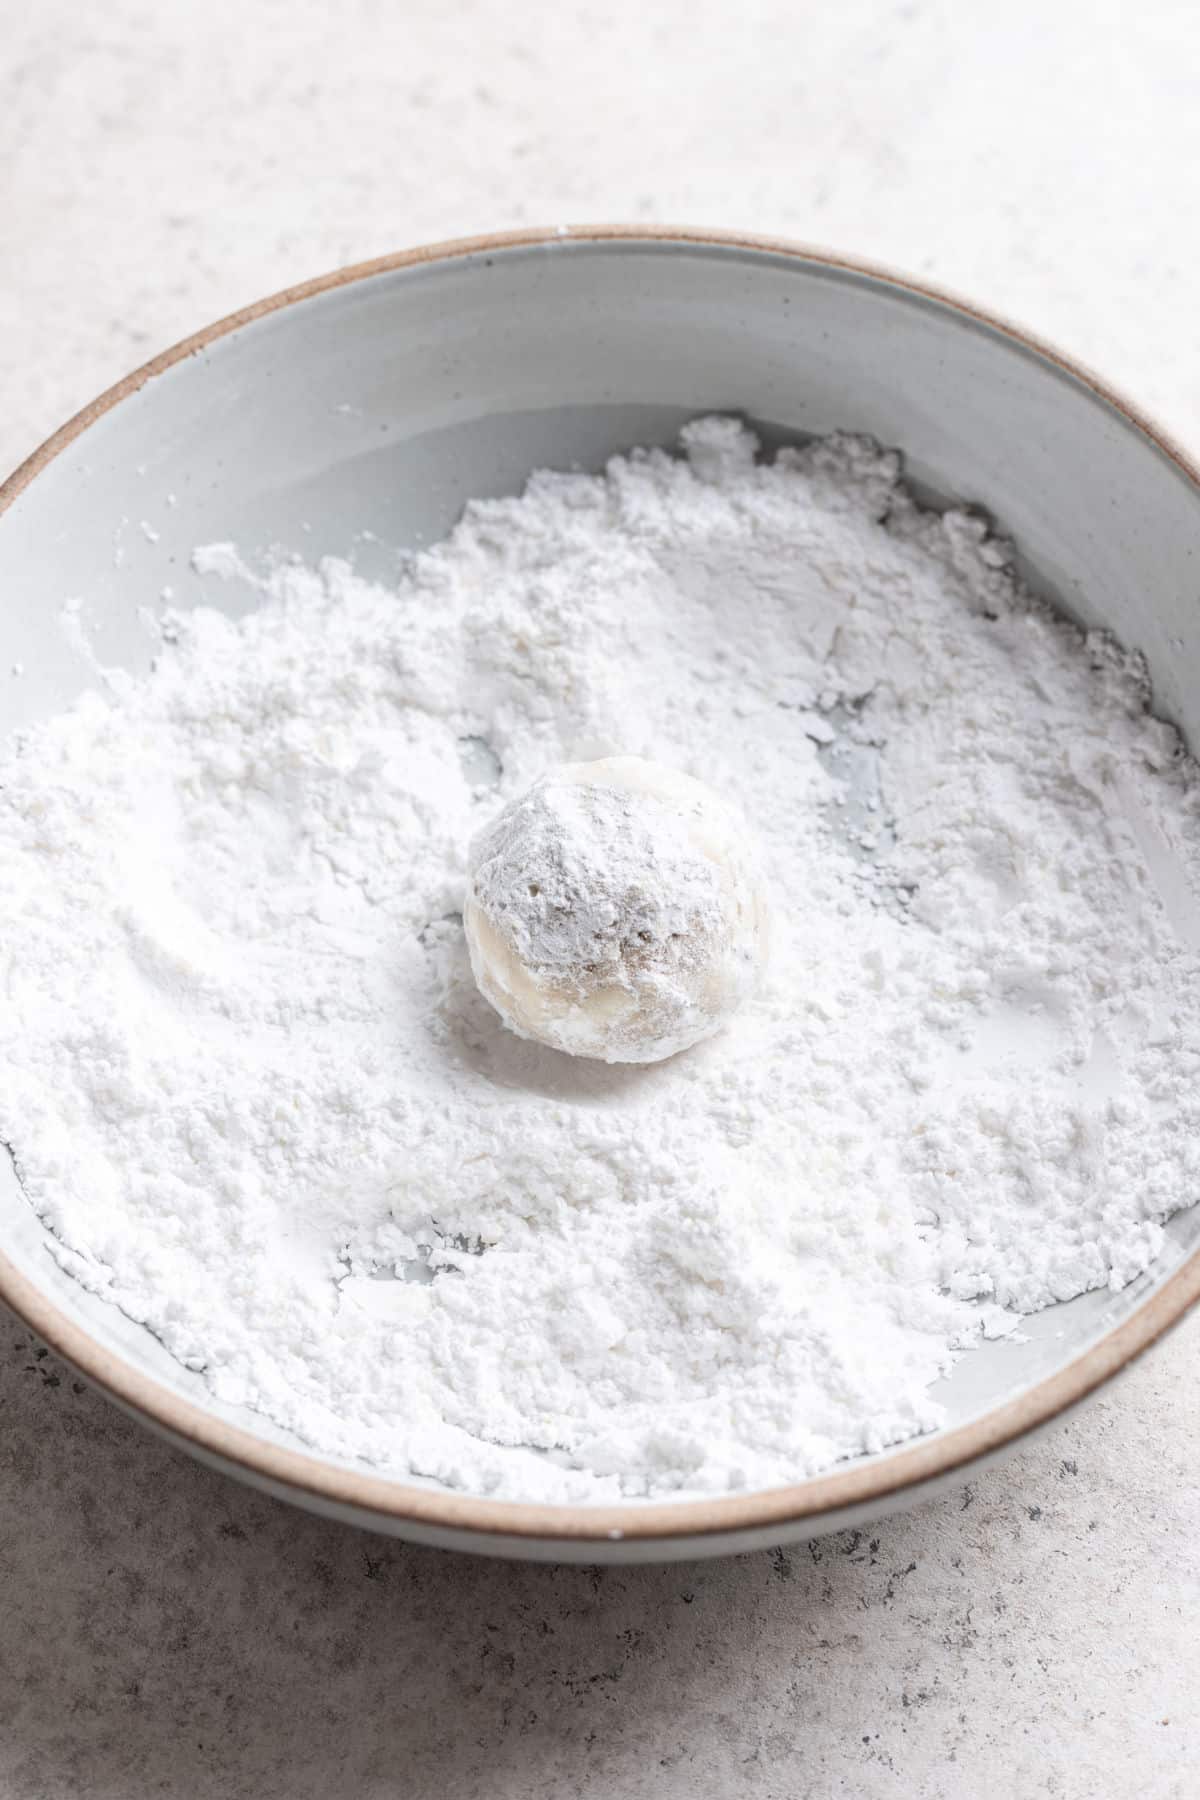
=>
[463,756,769,1064]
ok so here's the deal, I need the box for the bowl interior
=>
[2,234,1199,1511]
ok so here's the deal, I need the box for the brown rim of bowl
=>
[1,224,1199,1546]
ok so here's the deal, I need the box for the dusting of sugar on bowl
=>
[2,415,1200,1505]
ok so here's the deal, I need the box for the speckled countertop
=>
[1,4,1197,1795]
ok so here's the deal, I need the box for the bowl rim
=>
[2,222,1199,1546]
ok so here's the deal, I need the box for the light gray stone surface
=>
[0,4,1196,1794]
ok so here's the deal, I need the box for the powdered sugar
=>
[2,416,1199,1502]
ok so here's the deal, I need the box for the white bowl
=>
[2,227,1198,1561]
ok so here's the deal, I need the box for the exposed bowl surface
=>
[2,226,1199,1562]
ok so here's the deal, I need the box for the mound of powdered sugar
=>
[2,415,1200,1502]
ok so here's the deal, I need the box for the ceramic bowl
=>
[2,227,1198,1561]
